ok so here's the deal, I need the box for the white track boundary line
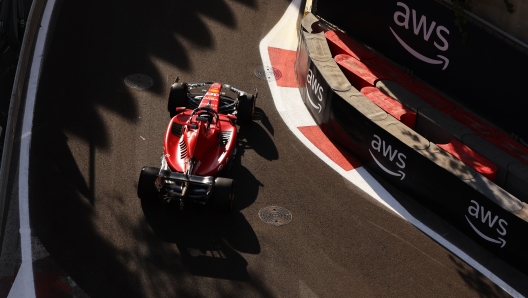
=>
[258,1,523,297]
[9,0,58,296]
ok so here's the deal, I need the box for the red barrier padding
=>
[324,30,377,61]
[451,109,499,139]
[490,133,528,165]
[361,87,416,129]
[363,58,415,89]
[437,138,497,181]
[335,54,378,89]
[405,81,457,114]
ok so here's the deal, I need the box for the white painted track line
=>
[258,1,523,297]
[9,0,58,296]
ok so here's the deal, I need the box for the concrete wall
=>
[471,0,528,45]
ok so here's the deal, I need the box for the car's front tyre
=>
[168,82,188,118]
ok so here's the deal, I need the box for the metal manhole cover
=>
[258,205,292,226]
[254,66,282,81]
[124,74,154,90]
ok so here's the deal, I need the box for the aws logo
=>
[391,2,450,70]
[306,69,324,113]
[465,200,508,248]
[369,134,407,180]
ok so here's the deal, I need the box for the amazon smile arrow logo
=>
[369,149,406,180]
[390,28,449,70]
[306,90,322,113]
[466,200,508,248]
[466,215,506,248]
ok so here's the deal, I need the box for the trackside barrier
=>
[376,81,528,202]
[506,163,528,203]
[452,109,499,139]
[324,30,376,61]
[359,95,494,183]
[0,0,47,254]
[335,54,377,89]
[362,85,496,181]
[295,13,528,275]
[493,133,528,165]
[462,134,526,194]
[436,139,497,182]
[324,18,528,205]
[414,106,474,144]
[375,80,430,113]
[362,58,414,89]
[405,82,456,114]
[314,0,528,145]
[360,86,416,129]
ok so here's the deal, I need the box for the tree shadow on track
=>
[448,254,514,298]
[360,167,528,297]
[31,119,97,203]
[34,0,272,205]
[238,109,279,162]
[141,193,260,281]
[29,0,289,296]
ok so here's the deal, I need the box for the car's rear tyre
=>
[237,94,255,124]
[212,177,235,212]
[138,167,159,201]
[168,83,188,118]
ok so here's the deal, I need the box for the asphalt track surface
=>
[28,0,515,297]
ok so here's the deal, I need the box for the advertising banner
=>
[296,31,341,126]
[315,0,528,141]
[295,14,528,275]
[327,93,528,271]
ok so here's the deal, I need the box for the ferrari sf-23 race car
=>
[137,79,256,211]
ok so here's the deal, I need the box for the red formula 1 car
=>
[137,79,256,211]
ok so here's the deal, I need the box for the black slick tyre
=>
[212,177,235,212]
[236,94,255,124]
[168,83,188,118]
[138,167,159,201]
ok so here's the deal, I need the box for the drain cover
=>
[258,205,292,226]
[124,74,154,90]
[254,66,282,81]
